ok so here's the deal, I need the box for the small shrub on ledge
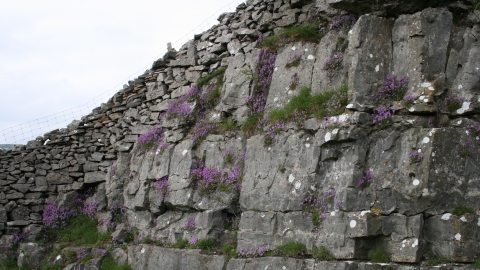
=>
[134,126,168,152]
[446,95,463,113]
[312,246,335,261]
[259,25,325,51]
[276,242,307,257]
[323,54,344,80]
[409,151,423,166]
[368,247,390,263]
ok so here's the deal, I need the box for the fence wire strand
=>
[0,0,245,145]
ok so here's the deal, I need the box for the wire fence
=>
[0,0,245,145]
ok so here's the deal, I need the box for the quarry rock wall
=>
[0,0,479,269]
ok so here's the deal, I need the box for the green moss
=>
[312,246,335,261]
[56,215,111,246]
[220,244,237,258]
[242,112,264,137]
[426,256,454,266]
[0,259,30,270]
[218,121,237,133]
[474,258,480,268]
[268,86,347,125]
[99,254,132,270]
[368,247,390,263]
[172,239,189,249]
[194,239,217,251]
[260,25,325,51]
[197,67,227,88]
[452,205,475,216]
[276,242,307,257]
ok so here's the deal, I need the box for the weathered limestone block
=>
[218,53,252,112]
[147,146,173,214]
[392,8,452,100]
[451,24,480,115]
[328,0,426,16]
[84,171,106,184]
[165,140,194,208]
[347,15,393,109]
[227,257,306,270]
[128,245,226,270]
[145,82,167,101]
[106,152,131,207]
[240,131,320,212]
[169,40,198,67]
[192,135,245,211]
[424,213,480,262]
[311,31,348,95]
[46,172,73,184]
[17,242,46,269]
[267,42,317,110]
[124,149,157,210]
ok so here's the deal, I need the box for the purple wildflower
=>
[155,176,169,200]
[135,126,166,151]
[300,190,341,232]
[409,151,423,166]
[247,48,276,115]
[332,14,357,33]
[322,54,344,80]
[373,104,394,129]
[468,122,480,138]
[238,245,272,258]
[189,237,199,245]
[184,218,196,231]
[402,94,416,107]
[372,76,409,103]
[357,170,374,188]
[457,142,476,158]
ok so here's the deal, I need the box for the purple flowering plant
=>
[322,54,344,80]
[325,87,348,115]
[238,245,273,258]
[457,142,476,158]
[446,95,464,113]
[247,48,277,116]
[156,175,169,200]
[357,170,374,189]
[135,126,167,151]
[372,76,409,104]
[184,218,196,231]
[324,117,343,130]
[468,122,480,138]
[332,14,357,33]
[409,151,424,166]
[402,94,416,107]
[264,120,285,147]
[373,104,394,129]
[289,73,299,90]
[285,53,303,69]
[192,118,218,146]
[300,190,342,232]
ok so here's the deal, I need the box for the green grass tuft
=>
[242,112,264,137]
[194,239,217,251]
[172,239,189,249]
[268,85,347,125]
[312,246,335,261]
[426,256,454,266]
[452,205,475,216]
[220,244,238,258]
[474,258,480,269]
[0,259,30,270]
[368,247,390,263]
[197,67,227,88]
[260,25,325,51]
[276,242,307,257]
[56,215,111,246]
[99,253,132,270]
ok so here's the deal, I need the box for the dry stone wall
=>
[0,0,480,269]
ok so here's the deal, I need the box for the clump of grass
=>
[260,25,325,51]
[268,86,348,125]
[474,0,480,10]
[426,256,454,266]
[368,247,390,263]
[56,215,111,246]
[99,253,132,270]
[452,205,475,216]
[0,259,30,270]
[242,112,265,137]
[197,67,227,87]
[194,239,217,252]
[276,242,307,257]
[474,258,480,269]
[312,246,335,261]
[218,121,237,133]
[220,244,237,258]
[171,239,189,249]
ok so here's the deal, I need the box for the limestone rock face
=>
[1,0,480,269]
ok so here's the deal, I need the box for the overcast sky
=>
[0,0,244,144]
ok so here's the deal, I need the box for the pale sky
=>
[0,0,245,144]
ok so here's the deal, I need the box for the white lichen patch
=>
[375,65,380,72]
[291,46,296,50]
[307,55,315,60]
[460,216,467,222]
[187,193,191,198]
[141,247,146,253]
[441,213,452,220]
[274,67,278,71]
[310,185,316,191]
[350,220,357,228]
[432,152,435,157]
[477,218,480,226]
[458,84,463,89]
[274,97,279,102]
[369,54,373,58]
[288,174,295,183]
[455,233,461,241]
[413,179,420,186]
[422,137,430,144]
[325,132,332,142]
[332,128,339,134]
[409,107,415,112]
[305,143,311,148]
[456,102,471,114]
[422,188,429,196]
[182,150,188,156]
[295,181,301,189]
[360,210,370,216]
[261,214,265,218]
